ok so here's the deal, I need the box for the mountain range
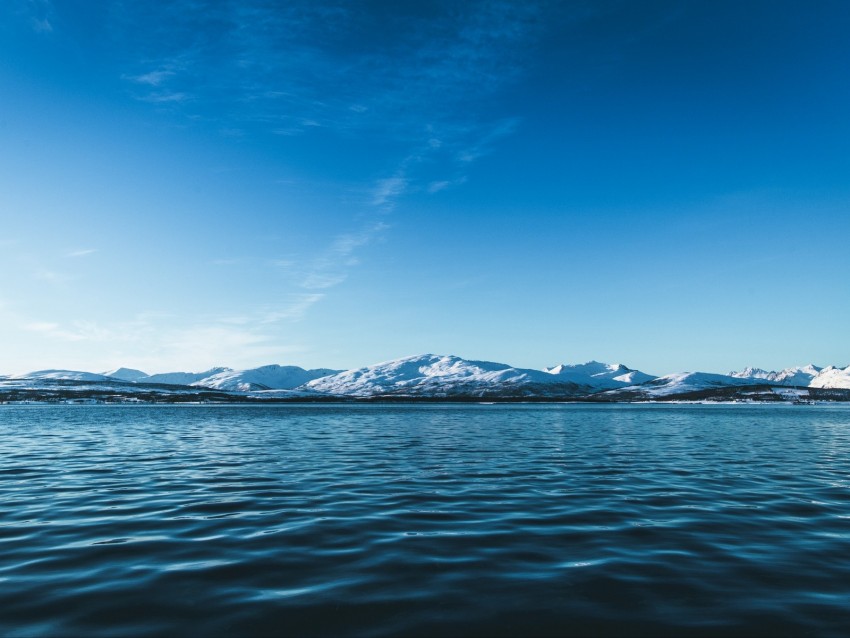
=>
[2,355,849,403]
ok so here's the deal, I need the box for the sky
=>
[1,0,849,376]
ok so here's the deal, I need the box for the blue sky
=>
[1,0,849,375]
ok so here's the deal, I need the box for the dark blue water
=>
[2,404,850,636]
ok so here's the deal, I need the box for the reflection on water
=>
[1,404,850,636]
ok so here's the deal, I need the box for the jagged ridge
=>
[4,357,850,401]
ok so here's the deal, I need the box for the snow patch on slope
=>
[193,365,340,392]
[10,369,112,382]
[809,365,850,389]
[102,367,149,382]
[305,354,595,397]
[143,368,232,386]
[730,364,822,386]
[546,361,656,385]
[610,371,758,398]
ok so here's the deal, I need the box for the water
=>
[1,404,850,636]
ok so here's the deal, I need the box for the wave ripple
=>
[1,404,850,636]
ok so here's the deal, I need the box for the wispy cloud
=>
[140,91,190,104]
[299,223,388,290]
[24,320,116,342]
[108,1,546,323]
[67,248,96,258]
[259,294,324,322]
[371,176,408,208]
[14,295,321,372]
[300,272,348,290]
[126,69,176,87]
[27,0,54,33]
[268,222,388,292]
[31,17,51,33]
[168,329,309,370]
[455,117,521,163]
[114,1,541,148]
[113,3,547,181]
[32,269,70,284]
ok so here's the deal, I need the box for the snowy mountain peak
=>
[191,364,340,392]
[809,364,850,389]
[10,369,112,382]
[143,367,232,386]
[545,361,655,385]
[306,354,538,397]
[601,371,758,399]
[730,364,825,387]
[102,367,149,382]
[5,357,848,400]
[730,367,773,379]
[546,360,617,375]
[303,354,643,398]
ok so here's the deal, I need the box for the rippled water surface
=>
[2,404,850,636]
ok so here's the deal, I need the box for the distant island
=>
[2,355,849,404]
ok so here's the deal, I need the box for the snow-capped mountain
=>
[808,365,850,389]
[192,365,340,392]
[303,354,635,398]
[10,369,112,382]
[3,357,849,403]
[546,361,656,385]
[142,367,232,386]
[730,365,822,386]
[729,367,774,381]
[102,367,149,382]
[599,371,759,399]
